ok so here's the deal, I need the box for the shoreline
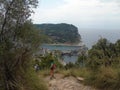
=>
[42,43,85,47]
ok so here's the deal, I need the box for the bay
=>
[41,44,83,63]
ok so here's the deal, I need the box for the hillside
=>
[35,23,81,44]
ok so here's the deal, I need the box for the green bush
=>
[85,67,120,90]
[35,53,63,70]
[19,68,48,90]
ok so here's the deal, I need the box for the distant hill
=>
[35,23,81,44]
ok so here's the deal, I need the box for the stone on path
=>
[44,74,98,90]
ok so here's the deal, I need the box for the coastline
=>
[42,42,85,47]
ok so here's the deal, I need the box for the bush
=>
[19,67,48,90]
[35,53,63,70]
[85,67,120,90]
[59,68,90,78]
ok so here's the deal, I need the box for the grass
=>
[0,68,48,90]
[84,67,120,90]
[58,68,90,78]
[38,69,50,77]
[18,68,48,90]
[35,66,120,90]
[57,67,120,90]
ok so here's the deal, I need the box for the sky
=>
[31,0,120,48]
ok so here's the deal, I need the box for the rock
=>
[77,77,84,81]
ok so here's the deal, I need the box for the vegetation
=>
[46,38,119,90]
[87,38,120,69]
[61,38,120,90]
[34,52,63,70]
[84,38,120,90]
[0,1,119,90]
[35,23,81,44]
[0,0,47,90]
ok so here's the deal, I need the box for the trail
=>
[44,74,98,90]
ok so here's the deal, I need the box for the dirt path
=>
[44,74,98,90]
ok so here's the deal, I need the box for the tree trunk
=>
[3,62,17,90]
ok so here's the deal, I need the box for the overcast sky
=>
[31,0,120,30]
[31,0,120,48]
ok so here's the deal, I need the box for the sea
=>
[79,29,120,49]
[41,44,83,63]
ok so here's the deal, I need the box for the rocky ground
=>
[44,74,98,90]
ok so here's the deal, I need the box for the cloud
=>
[31,0,120,29]
[100,0,120,3]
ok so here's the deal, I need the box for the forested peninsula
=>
[35,23,81,44]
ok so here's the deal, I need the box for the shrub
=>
[19,67,48,90]
[85,67,120,90]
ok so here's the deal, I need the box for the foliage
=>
[0,0,48,90]
[0,21,45,90]
[35,53,63,70]
[85,67,120,90]
[59,68,90,78]
[76,55,87,67]
[65,62,75,69]
[61,38,120,90]
[84,38,120,89]
[87,38,120,69]
[35,23,81,44]
[20,67,48,90]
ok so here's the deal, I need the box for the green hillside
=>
[35,23,81,44]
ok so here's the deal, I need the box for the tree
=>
[115,39,120,56]
[87,38,116,68]
[35,23,81,44]
[76,50,87,67]
[0,0,39,90]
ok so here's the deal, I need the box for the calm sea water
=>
[79,29,120,49]
[63,55,78,63]
[41,44,81,63]
[41,44,82,51]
